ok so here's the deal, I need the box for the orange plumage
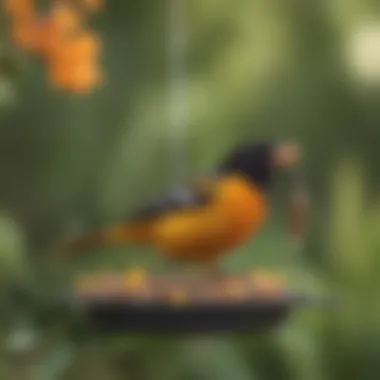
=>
[148,176,268,262]
[67,141,302,265]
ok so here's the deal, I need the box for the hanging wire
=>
[167,0,188,186]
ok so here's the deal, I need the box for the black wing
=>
[128,175,218,221]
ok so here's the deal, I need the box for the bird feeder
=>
[69,270,333,334]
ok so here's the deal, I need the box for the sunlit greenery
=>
[0,0,380,378]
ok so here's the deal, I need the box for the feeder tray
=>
[70,270,330,334]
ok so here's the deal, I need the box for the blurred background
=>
[1,0,380,379]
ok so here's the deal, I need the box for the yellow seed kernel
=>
[75,275,94,294]
[168,288,188,306]
[225,280,245,298]
[252,272,285,295]
[125,268,147,289]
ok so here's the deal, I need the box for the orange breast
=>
[152,175,269,262]
[216,175,268,247]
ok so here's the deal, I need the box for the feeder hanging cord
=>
[168,0,188,186]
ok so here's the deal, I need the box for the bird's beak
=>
[272,142,302,169]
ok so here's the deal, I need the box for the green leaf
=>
[31,343,76,380]
[176,337,258,380]
[278,323,326,380]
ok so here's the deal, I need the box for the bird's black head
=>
[218,140,301,189]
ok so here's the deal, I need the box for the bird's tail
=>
[64,223,153,256]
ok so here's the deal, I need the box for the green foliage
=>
[0,214,27,282]
[285,158,380,380]
[316,158,380,380]
[1,0,380,379]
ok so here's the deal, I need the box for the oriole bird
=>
[66,141,304,267]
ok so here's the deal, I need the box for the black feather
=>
[128,183,213,221]
[218,141,274,189]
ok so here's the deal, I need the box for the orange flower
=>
[81,0,104,13]
[4,0,33,17]
[28,19,58,59]
[68,31,101,60]
[50,3,82,35]
[11,19,38,50]
[48,31,101,68]
[4,0,105,95]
